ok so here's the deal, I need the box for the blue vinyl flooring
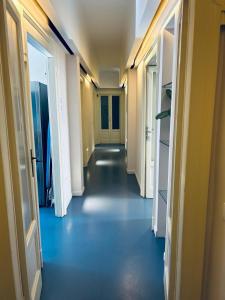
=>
[40,145,165,300]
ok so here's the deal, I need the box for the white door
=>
[145,68,157,199]
[100,95,121,144]
[2,1,42,299]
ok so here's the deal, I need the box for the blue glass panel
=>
[112,96,120,129]
[101,96,109,129]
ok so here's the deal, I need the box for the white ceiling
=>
[77,0,135,87]
[48,0,160,88]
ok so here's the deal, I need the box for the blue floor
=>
[40,145,165,300]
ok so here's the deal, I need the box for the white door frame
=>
[20,4,65,217]
[145,66,158,199]
[163,7,181,297]
[143,44,158,201]
[98,90,123,144]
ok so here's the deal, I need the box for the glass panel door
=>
[112,96,120,130]
[99,95,121,144]
[101,95,109,129]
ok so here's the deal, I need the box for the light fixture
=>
[86,74,92,82]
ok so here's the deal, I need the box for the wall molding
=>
[126,169,135,174]
[72,186,85,197]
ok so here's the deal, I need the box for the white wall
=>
[66,55,84,196]
[28,43,48,84]
[127,64,147,197]
[81,77,95,166]
[127,69,137,174]
[53,45,72,213]
[136,62,146,196]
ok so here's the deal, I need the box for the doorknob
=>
[32,156,42,163]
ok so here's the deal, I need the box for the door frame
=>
[98,90,124,144]
[21,5,61,217]
[20,2,69,218]
[162,7,181,297]
[144,44,158,201]
[21,7,57,268]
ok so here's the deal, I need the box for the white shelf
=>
[160,139,169,147]
[159,190,167,204]
[162,82,172,89]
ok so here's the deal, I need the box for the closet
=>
[153,10,180,296]
[154,16,176,237]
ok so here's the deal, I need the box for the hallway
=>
[40,145,165,300]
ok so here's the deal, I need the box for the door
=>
[1,1,42,299]
[205,29,225,300]
[100,94,121,143]
[145,68,157,199]
[164,8,181,296]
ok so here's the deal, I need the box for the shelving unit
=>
[162,82,172,89]
[153,16,175,238]
[159,190,167,203]
[148,10,180,299]
[160,139,169,147]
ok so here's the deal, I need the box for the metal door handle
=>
[30,149,42,177]
[32,156,42,163]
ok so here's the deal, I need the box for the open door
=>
[163,7,181,297]
[0,0,42,299]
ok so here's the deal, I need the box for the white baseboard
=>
[146,188,154,199]
[127,169,135,174]
[153,225,158,237]
[135,172,141,188]
[72,186,84,196]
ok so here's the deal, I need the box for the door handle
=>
[30,149,42,177]
[32,156,42,163]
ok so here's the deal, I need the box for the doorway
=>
[145,53,158,200]
[26,37,56,270]
[143,7,181,298]
[154,12,180,297]
[27,41,54,209]
[99,94,121,143]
